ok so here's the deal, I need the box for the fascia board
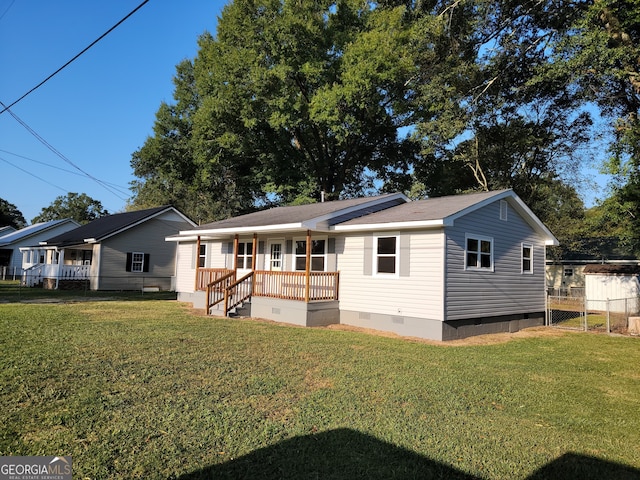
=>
[179,223,308,237]
[334,219,445,232]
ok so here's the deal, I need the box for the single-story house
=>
[21,206,196,291]
[168,189,558,341]
[0,219,80,275]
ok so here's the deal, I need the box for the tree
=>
[32,193,108,225]
[131,0,421,221]
[0,198,26,229]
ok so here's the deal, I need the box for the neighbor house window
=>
[236,241,254,269]
[294,238,326,271]
[564,268,573,277]
[126,252,149,272]
[522,243,533,274]
[465,235,493,271]
[131,252,144,272]
[375,236,398,275]
[198,244,206,268]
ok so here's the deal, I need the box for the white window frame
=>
[373,235,399,277]
[465,234,494,272]
[293,236,327,272]
[236,240,254,270]
[198,243,207,268]
[522,243,533,274]
[131,252,145,273]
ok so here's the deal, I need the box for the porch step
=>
[229,301,251,318]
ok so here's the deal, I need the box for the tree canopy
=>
[129,0,639,250]
[0,198,26,229]
[32,193,109,225]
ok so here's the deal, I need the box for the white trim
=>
[521,243,533,274]
[373,234,400,278]
[464,233,494,272]
[293,235,328,272]
[335,219,445,232]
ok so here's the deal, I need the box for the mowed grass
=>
[1,293,639,478]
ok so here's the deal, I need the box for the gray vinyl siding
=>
[97,217,189,290]
[445,200,546,320]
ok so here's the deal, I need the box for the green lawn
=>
[1,288,639,479]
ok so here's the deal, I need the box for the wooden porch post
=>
[252,233,258,270]
[194,235,201,291]
[305,230,311,303]
[233,234,239,273]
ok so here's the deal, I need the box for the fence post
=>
[584,296,588,332]
[606,298,611,335]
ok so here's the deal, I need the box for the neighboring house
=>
[21,206,196,291]
[168,189,558,341]
[0,226,17,237]
[0,219,80,274]
[546,259,640,296]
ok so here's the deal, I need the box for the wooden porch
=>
[196,268,340,316]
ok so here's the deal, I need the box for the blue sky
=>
[0,0,227,223]
[1,1,611,225]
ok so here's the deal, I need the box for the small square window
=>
[375,236,398,275]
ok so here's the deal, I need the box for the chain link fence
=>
[547,295,639,335]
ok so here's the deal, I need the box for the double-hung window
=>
[198,244,207,268]
[375,236,398,275]
[465,235,493,271]
[236,241,254,269]
[126,252,149,273]
[294,239,326,271]
[522,243,533,274]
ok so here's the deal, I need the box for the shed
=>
[584,264,640,313]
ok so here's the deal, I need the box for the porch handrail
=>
[197,268,234,291]
[224,271,254,315]
[206,271,236,314]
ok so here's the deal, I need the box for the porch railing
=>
[205,271,236,314]
[253,270,339,301]
[59,264,90,280]
[197,268,234,291]
[224,272,254,314]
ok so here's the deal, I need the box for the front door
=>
[268,241,283,271]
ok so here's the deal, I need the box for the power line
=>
[0,148,130,195]
[0,0,16,22]
[0,101,129,201]
[0,0,149,115]
[0,155,68,193]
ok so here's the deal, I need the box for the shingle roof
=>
[194,194,404,230]
[583,264,640,275]
[337,190,511,226]
[0,220,77,247]
[42,206,172,247]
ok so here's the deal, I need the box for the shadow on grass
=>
[176,429,640,480]
[177,428,479,480]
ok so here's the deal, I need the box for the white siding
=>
[175,241,197,292]
[445,200,546,320]
[337,230,445,321]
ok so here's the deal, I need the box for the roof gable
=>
[0,219,80,247]
[334,190,558,245]
[42,206,191,247]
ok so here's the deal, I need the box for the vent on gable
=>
[500,200,508,221]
